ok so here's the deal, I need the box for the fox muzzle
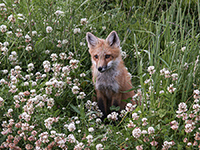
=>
[97,66,107,73]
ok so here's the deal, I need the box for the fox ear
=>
[106,31,120,47]
[86,32,98,48]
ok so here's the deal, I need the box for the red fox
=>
[86,31,136,120]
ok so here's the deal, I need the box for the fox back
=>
[86,31,136,120]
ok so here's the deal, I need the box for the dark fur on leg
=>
[97,98,107,121]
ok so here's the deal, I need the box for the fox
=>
[86,31,136,120]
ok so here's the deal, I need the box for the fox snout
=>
[97,60,113,73]
[97,66,107,73]
[98,66,103,72]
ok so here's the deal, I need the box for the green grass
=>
[0,0,199,149]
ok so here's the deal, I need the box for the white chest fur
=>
[95,68,119,93]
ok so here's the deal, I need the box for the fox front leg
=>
[111,93,123,111]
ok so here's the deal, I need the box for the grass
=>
[0,0,200,149]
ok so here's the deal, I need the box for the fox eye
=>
[105,55,111,59]
[94,55,98,59]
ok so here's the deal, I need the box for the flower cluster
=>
[0,35,87,149]
[171,89,200,147]
[44,117,59,129]
[107,112,119,121]
[129,114,158,148]
[85,100,103,120]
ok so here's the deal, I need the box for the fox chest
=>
[95,70,120,93]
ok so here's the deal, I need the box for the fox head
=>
[86,31,121,73]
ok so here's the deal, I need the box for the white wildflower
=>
[74,142,84,150]
[32,31,37,36]
[3,42,9,47]
[107,112,118,121]
[77,92,86,99]
[176,102,187,114]
[147,66,155,75]
[55,10,64,16]
[17,13,25,20]
[141,130,147,135]
[148,127,155,134]
[67,134,76,143]
[159,90,164,94]
[8,14,16,22]
[72,86,80,94]
[80,18,88,25]
[25,34,31,42]
[70,59,79,69]
[73,28,81,34]
[164,70,170,78]
[171,73,178,80]
[62,39,68,44]
[167,84,176,93]
[194,89,200,99]
[132,127,141,139]
[96,143,104,150]
[132,113,139,120]
[181,46,186,52]
[6,31,13,36]
[50,53,58,61]
[27,63,34,71]
[0,25,7,33]
[102,26,106,30]
[88,127,94,132]
[0,3,6,8]
[68,122,76,132]
[25,45,32,51]
[0,97,4,107]
[125,103,135,112]
[46,26,53,33]
[86,134,93,143]
[80,73,86,77]
[160,68,166,75]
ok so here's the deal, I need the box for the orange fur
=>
[86,31,135,120]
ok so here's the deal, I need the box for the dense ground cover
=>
[0,0,200,149]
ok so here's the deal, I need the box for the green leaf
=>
[157,109,167,118]
[70,104,80,114]
[54,109,61,117]
[110,105,120,111]
[121,97,132,103]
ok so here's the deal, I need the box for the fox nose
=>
[98,67,102,72]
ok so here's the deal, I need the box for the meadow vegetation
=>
[0,0,200,149]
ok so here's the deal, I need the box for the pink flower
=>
[194,132,200,140]
[176,102,187,114]
[184,120,195,133]
[142,118,148,126]
[136,145,143,150]
[193,90,200,99]
[31,130,37,136]
[127,120,136,128]
[150,141,158,146]
[28,136,36,141]
[132,113,139,120]
[170,120,179,130]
